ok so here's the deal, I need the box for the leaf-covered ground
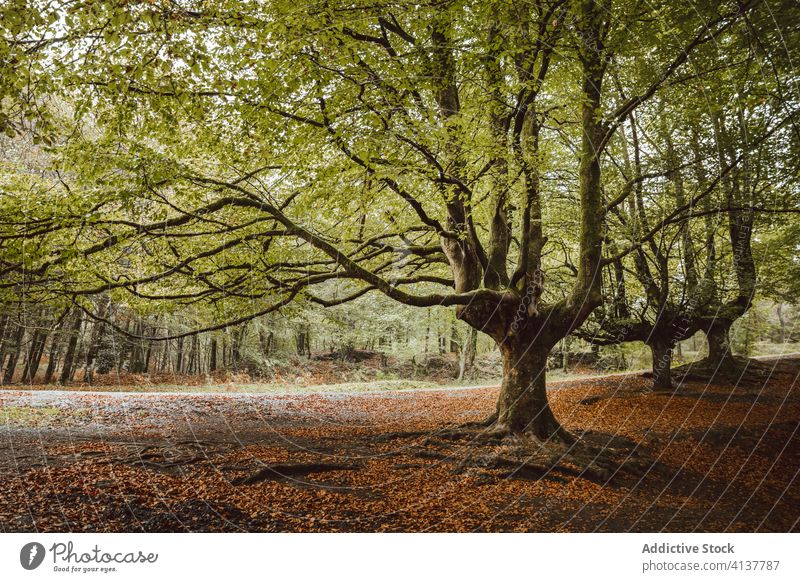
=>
[1,359,798,532]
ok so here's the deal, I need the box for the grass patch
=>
[1,405,62,426]
[18,379,447,395]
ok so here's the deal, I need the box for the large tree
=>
[577,0,800,389]
[576,108,707,391]
[0,0,786,441]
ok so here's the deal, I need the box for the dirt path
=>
[1,359,799,532]
[0,368,693,444]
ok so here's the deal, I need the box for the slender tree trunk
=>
[0,314,8,362]
[115,318,131,372]
[22,329,47,383]
[143,327,156,374]
[457,327,477,381]
[231,324,248,369]
[192,335,200,373]
[229,332,237,370]
[776,303,786,344]
[186,335,196,374]
[43,335,62,385]
[258,329,273,361]
[2,324,24,384]
[70,321,88,382]
[144,340,153,373]
[209,338,218,372]
[59,310,83,384]
[175,337,184,374]
[295,326,310,358]
[42,310,69,384]
[3,350,21,384]
[423,309,431,360]
[128,320,148,374]
[158,339,170,373]
[83,297,111,384]
[83,325,101,383]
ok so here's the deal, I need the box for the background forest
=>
[0,286,798,388]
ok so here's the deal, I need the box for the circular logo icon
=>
[20,542,46,570]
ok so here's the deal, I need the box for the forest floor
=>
[0,356,798,532]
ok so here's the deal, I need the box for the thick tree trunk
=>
[705,320,734,366]
[493,340,568,441]
[673,317,768,387]
[649,338,673,390]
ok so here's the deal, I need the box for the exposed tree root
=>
[87,440,239,471]
[457,412,498,430]
[579,395,605,405]
[370,429,431,442]
[413,426,657,484]
[232,462,360,486]
[671,356,791,388]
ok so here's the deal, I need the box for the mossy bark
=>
[493,339,569,441]
[705,320,734,366]
[649,338,674,390]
